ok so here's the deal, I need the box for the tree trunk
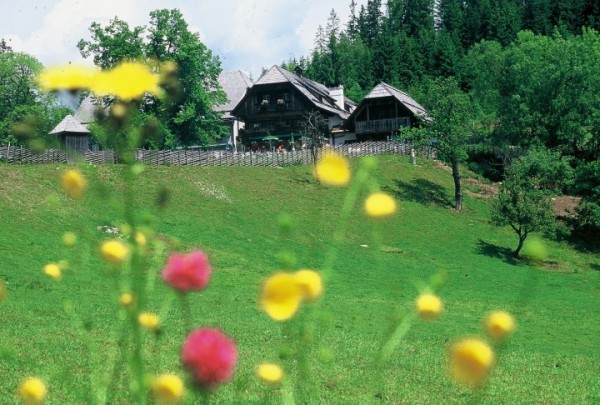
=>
[451,158,462,211]
[513,232,527,257]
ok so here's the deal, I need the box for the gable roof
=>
[49,115,90,135]
[73,96,100,125]
[251,65,352,119]
[216,70,253,117]
[363,82,430,120]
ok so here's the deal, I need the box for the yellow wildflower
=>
[119,292,134,308]
[294,269,323,302]
[43,263,61,281]
[314,153,351,186]
[151,374,184,404]
[61,169,87,199]
[415,293,443,320]
[449,338,495,387]
[135,231,147,247]
[260,273,303,321]
[484,311,516,342]
[100,240,129,266]
[138,312,160,331]
[62,232,77,247]
[257,363,284,384]
[18,377,47,405]
[364,192,397,218]
[90,61,161,100]
[37,64,97,91]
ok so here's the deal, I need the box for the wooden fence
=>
[0,142,435,167]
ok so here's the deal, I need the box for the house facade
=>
[214,70,253,150]
[346,82,430,142]
[231,65,356,150]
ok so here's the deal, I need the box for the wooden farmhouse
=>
[231,65,356,150]
[346,82,430,142]
[49,114,90,161]
[214,70,253,150]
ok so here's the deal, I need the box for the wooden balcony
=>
[355,117,410,134]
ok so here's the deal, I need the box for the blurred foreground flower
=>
[162,251,212,292]
[18,377,47,405]
[294,269,323,301]
[91,62,161,100]
[415,293,443,320]
[364,192,397,218]
[257,363,283,384]
[37,64,97,91]
[62,232,77,247]
[484,311,516,342]
[61,169,86,199]
[182,328,237,390]
[151,374,184,404]
[315,154,351,186]
[261,273,303,321]
[43,263,61,281]
[449,338,494,387]
[119,292,134,309]
[100,240,129,266]
[138,312,160,331]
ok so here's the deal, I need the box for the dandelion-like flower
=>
[91,62,161,100]
[162,251,212,292]
[43,263,61,281]
[260,272,303,321]
[294,269,323,302]
[257,363,283,384]
[484,311,516,342]
[415,293,443,320]
[135,231,147,247]
[151,374,184,404]
[181,328,237,389]
[18,377,47,404]
[119,292,134,309]
[100,240,129,266]
[37,64,97,91]
[364,192,397,218]
[314,153,351,186]
[61,169,86,199]
[449,338,495,387]
[62,232,77,247]
[138,312,160,331]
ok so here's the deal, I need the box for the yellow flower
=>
[138,312,160,331]
[415,293,443,320]
[62,232,77,247]
[119,292,134,308]
[18,377,47,404]
[484,311,516,342]
[100,240,129,266]
[43,263,61,281]
[294,269,323,302]
[260,273,303,321]
[61,169,87,199]
[90,61,161,100]
[37,64,97,91]
[315,154,351,186]
[449,338,495,387]
[135,231,147,247]
[151,374,184,404]
[364,192,397,218]
[257,363,284,384]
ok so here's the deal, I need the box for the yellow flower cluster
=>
[364,192,397,218]
[138,312,160,331]
[100,240,129,267]
[61,169,87,199]
[43,263,61,281]
[119,292,134,309]
[260,269,323,321]
[256,363,284,384]
[151,374,184,404]
[484,310,516,342]
[18,377,47,404]
[415,293,443,320]
[38,61,161,100]
[314,154,351,186]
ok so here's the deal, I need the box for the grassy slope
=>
[0,156,599,404]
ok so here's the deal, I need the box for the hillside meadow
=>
[0,156,599,403]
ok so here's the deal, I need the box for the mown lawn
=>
[1,156,599,403]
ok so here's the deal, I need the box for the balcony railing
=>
[355,117,410,134]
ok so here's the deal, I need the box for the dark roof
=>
[363,82,430,120]
[49,115,90,135]
[251,65,353,119]
[216,70,253,118]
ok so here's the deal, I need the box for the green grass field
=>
[1,156,599,404]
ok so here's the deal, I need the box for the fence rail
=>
[0,142,435,167]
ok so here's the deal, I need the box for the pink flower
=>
[162,251,212,292]
[182,328,237,389]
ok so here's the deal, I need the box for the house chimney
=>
[329,85,345,110]
[294,65,304,76]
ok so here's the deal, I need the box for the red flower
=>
[162,251,212,292]
[182,328,237,389]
